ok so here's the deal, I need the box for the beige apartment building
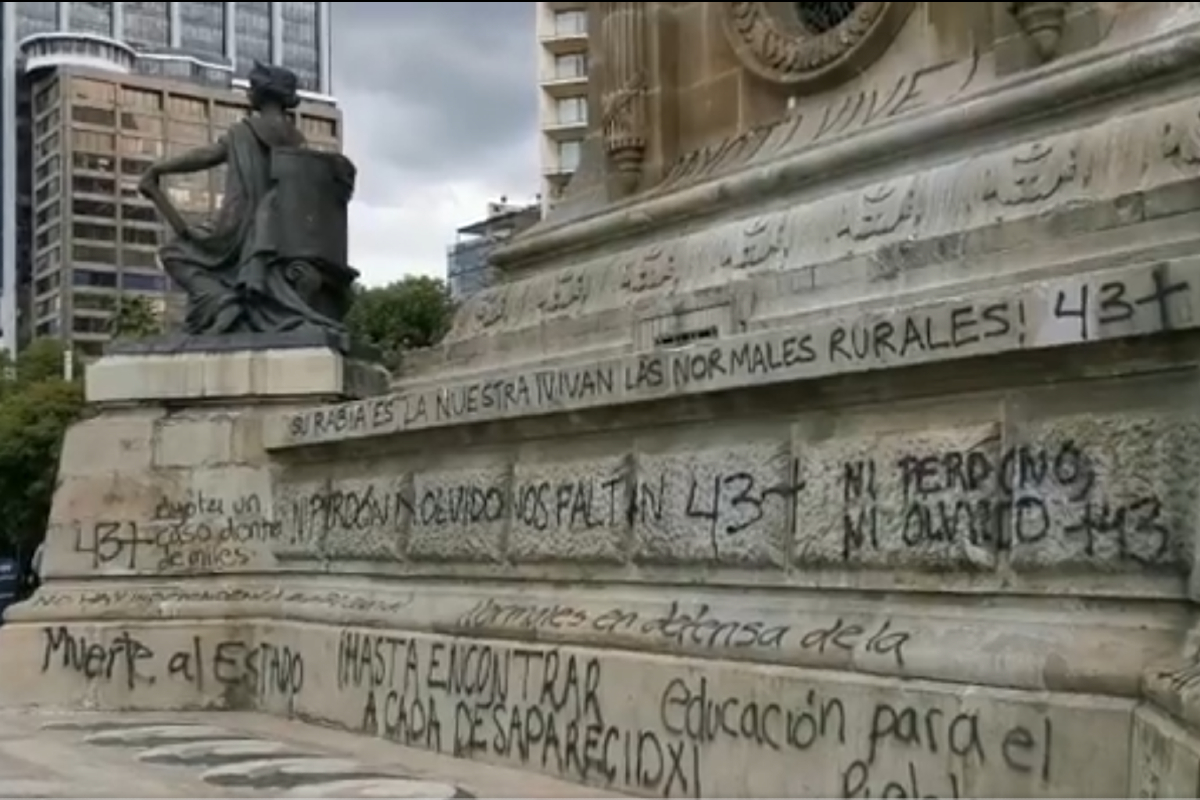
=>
[24,63,340,355]
[535,1,588,209]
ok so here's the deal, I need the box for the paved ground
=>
[0,709,625,798]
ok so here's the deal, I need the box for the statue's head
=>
[247,61,300,111]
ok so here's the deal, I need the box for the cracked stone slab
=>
[84,725,243,747]
[282,778,468,798]
[41,720,193,733]
[137,738,303,767]
[0,709,625,797]
[201,757,395,789]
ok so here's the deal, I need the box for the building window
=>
[69,1,114,36]
[168,120,208,143]
[17,3,59,39]
[35,81,60,113]
[71,80,116,107]
[124,1,171,48]
[73,222,116,242]
[74,293,115,312]
[212,103,245,128]
[167,95,208,119]
[122,204,159,223]
[72,106,117,127]
[72,175,116,195]
[72,316,111,334]
[235,1,272,79]
[120,158,154,176]
[35,272,62,294]
[553,54,587,80]
[555,97,587,126]
[282,2,320,91]
[556,140,581,172]
[122,227,160,247]
[121,87,164,112]
[36,319,61,337]
[73,130,115,153]
[73,269,119,288]
[553,10,587,37]
[73,244,117,264]
[122,248,160,268]
[122,273,167,292]
[179,2,226,59]
[72,198,116,219]
[73,152,114,172]
[118,138,164,159]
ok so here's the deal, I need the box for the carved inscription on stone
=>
[620,246,677,294]
[537,270,588,315]
[1162,108,1200,166]
[838,179,920,241]
[983,141,1077,206]
[718,215,792,271]
[471,289,507,330]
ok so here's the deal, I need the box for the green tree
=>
[0,341,85,561]
[109,294,163,339]
[346,276,455,366]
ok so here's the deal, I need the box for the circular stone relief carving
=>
[723,1,915,89]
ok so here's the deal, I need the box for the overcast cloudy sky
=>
[332,3,540,286]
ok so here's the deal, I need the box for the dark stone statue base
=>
[105,329,378,361]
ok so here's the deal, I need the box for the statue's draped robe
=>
[159,115,345,335]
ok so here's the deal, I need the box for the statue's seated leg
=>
[159,242,242,335]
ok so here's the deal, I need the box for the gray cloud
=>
[334,3,538,208]
[332,3,539,283]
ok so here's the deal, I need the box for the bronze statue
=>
[138,62,358,341]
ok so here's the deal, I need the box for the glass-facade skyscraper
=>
[0,2,334,355]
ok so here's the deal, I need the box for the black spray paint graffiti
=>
[71,491,281,573]
[39,627,304,702]
[457,598,910,667]
[285,269,1190,442]
[336,630,702,798]
[287,460,804,553]
[839,438,1174,566]
[40,625,155,690]
[659,672,1053,799]
[459,598,787,651]
[287,297,1016,439]
[840,703,1052,798]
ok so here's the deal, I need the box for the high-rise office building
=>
[0,2,336,355]
[535,2,587,211]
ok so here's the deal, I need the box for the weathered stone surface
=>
[0,618,1137,797]
[0,709,603,798]
[88,347,388,405]
[509,455,629,563]
[13,7,1200,799]
[268,259,1200,449]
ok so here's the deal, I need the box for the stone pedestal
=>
[14,6,1200,797]
[0,336,388,711]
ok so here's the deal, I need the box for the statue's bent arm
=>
[150,138,229,177]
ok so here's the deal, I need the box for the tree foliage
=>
[345,276,455,366]
[0,341,85,561]
[109,294,163,339]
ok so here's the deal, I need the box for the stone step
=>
[0,710,624,798]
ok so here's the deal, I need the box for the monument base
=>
[88,332,388,405]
